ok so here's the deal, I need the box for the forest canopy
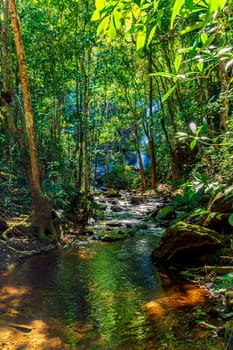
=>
[0,0,232,234]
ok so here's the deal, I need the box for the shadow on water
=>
[0,231,225,349]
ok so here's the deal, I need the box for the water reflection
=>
[1,233,223,349]
[40,235,162,348]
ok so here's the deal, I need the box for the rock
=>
[130,196,144,204]
[149,205,176,221]
[152,221,221,266]
[104,189,121,198]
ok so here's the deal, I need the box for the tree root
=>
[0,239,38,256]
[1,214,31,241]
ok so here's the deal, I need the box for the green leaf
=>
[91,9,100,21]
[171,0,185,28]
[97,16,110,36]
[209,0,226,13]
[162,85,176,102]
[229,214,233,227]
[197,61,204,72]
[154,0,159,11]
[202,33,215,49]
[109,16,116,40]
[152,72,176,78]
[180,22,203,35]
[201,32,208,44]
[113,8,121,30]
[190,139,197,150]
[185,0,193,10]
[174,55,182,73]
[95,0,105,11]
[147,25,156,47]
[136,29,146,50]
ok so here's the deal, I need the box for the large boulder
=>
[152,221,221,266]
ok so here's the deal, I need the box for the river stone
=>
[152,221,221,266]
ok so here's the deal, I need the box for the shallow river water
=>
[0,193,225,349]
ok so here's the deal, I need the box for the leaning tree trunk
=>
[9,0,57,240]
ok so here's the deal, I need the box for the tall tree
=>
[9,0,58,239]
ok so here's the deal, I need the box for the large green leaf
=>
[162,85,176,102]
[170,0,185,28]
[147,25,157,47]
[174,55,182,73]
[152,72,176,78]
[95,0,106,11]
[136,29,146,50]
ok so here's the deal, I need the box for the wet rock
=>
[152,221,221,266]
[130,196,144,204]
[111,206,122,212]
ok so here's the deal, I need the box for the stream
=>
[0,192,224,349]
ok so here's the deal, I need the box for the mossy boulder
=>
[152,221,221,266]
[104,189,121,198]
[149,205,176,222]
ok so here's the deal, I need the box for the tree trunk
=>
[148,50,157,188]
[9,0,57,239]
[133,123,147,188]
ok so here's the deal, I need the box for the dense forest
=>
[0,0,233,349]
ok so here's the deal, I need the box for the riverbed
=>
[0,192,224,349]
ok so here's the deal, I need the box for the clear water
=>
[4,195,224,349]
[13,233,165,349]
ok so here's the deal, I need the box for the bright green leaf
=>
[154,0,159,11]
[201,32,208,44]
[95,0,105,11]
[113,8,121,30]
[174,55,182,73]
[136,30,146,50]
[197,61,204,72]
[171,0,185,28]
[152,72,176,78]
[180,22,203,35]
[97,16,110,36]
[91,9,101,21]
[147,25,156,47]
[162,85,176,102]
[109,16,116,39]
[190,139,197,150]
